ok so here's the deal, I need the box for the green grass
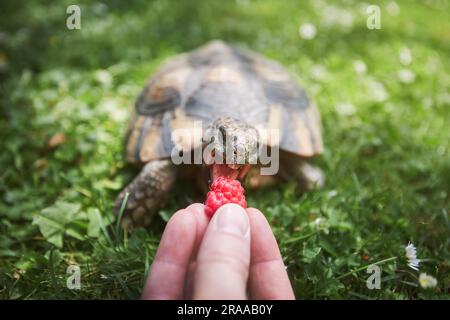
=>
[0,0,449,299]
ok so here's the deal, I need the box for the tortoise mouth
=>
[210,164,251,183]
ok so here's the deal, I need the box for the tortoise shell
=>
[126,40,323,164]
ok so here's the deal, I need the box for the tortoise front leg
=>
[115,159,176,228]
[280,160,325,191]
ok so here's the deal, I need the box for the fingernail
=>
[214,204,250,238]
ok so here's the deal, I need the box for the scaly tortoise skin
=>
[116,40,324,228]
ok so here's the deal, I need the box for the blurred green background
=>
[0,0,449,299]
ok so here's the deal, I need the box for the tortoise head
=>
[203,117,259,182]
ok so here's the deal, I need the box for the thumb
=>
[193,203,250,300]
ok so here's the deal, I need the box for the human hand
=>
[142,203,295,300]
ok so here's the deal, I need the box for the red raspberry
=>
[205,177,247,217]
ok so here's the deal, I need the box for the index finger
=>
[142,208,197,300]
[247,208,295,300]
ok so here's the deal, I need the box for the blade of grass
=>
[336,256,398,280]
[115,192,129,235]
[283,231,317,244]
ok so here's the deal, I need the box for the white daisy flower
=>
[367,80,388,102]
[335,102,356,116]
[398,69,416,83]
[353,60,367,74]
[95,69,112,87]
[419,273,437,289]
[314,217,324,227]
[399,47,412,65]
[405,241,420,271]
[310,64,327,81]
[327,190,338,198]
[299,23,317,40]
[386,1,400,16]
[322,6,354,29]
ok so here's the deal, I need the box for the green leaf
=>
[158,209,172,223]
[87,208,106,238]
[32,201,81,248]
[45,249,62,267]
[302,245,322,263]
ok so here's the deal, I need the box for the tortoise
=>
[115,40,324,228]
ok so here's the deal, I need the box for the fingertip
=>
[247,207,281,263]
[156,208,198,262]
[166,208,196,235]
[246,207,262,213]
[218,203,248,214]
[143,208,197,300]
[247,207,266,221]
[186,202,206,212]
[247,208,275,249]
[170,207,191,218]
[185,203,210,257]
[216,203,249,224]
[213,203,249,238]
[193,203,251,300]
[182,204,211,299]
[246,208,295,300]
